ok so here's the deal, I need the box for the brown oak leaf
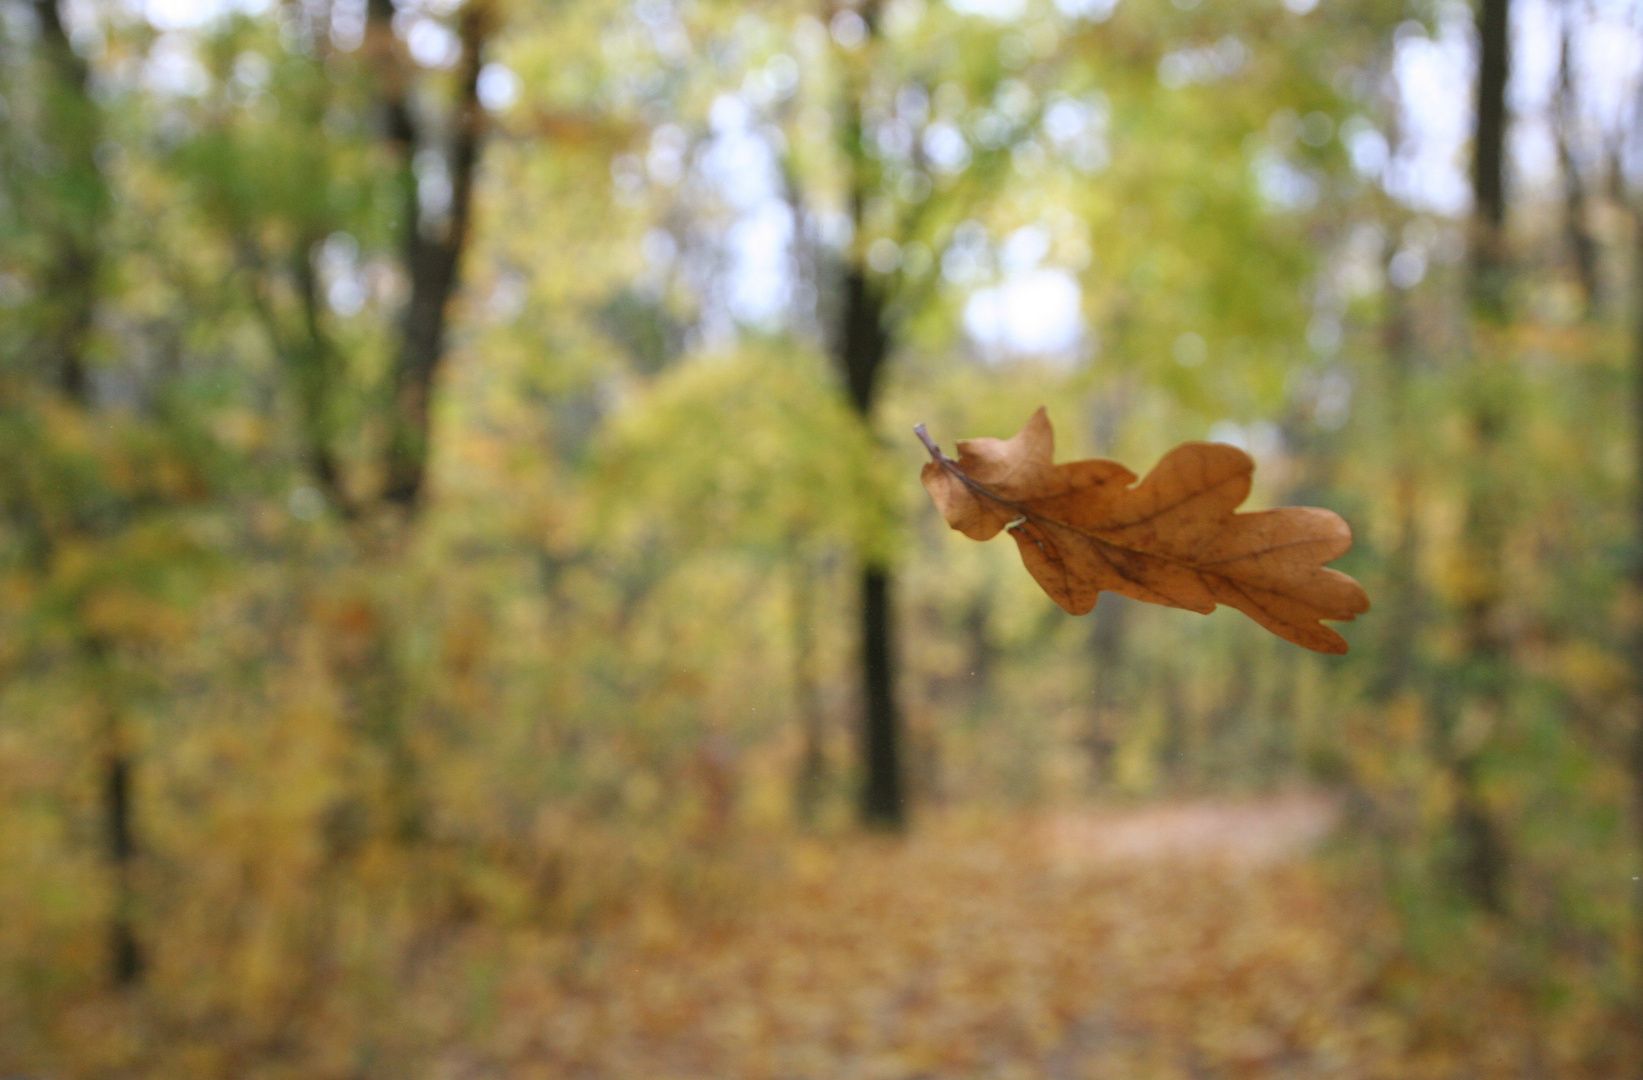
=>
[917,408,1369,654]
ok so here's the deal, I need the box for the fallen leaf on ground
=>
[917,408,1369,653]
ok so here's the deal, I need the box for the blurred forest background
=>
[6,0,1643,1073]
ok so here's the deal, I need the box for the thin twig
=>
[913,423,948,463]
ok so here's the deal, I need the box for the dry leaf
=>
[917,408,1369,654]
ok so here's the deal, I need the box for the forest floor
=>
[400,791,1556,1080]
[28,793,1620,1080]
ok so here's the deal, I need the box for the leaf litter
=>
[468,798,1415,1080]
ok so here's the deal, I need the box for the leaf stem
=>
[913,423,949,463]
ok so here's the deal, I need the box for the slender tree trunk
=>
[1085,594,1127,787]
[367,0,493,511]
[29,0,104,398]
[822,1,911,828]
[1629,189,1643,1079]
[84,636,141,985]
[229,224,351,512]
[858,565,903,826]
[1082,392,1130,786]
[1372,240,1424,702]
[1470,0,1511,318]
[1555,9,1600,316]
[28,0,138,979]
[835,268,891,417]
[101,701,141,986]
[831,258,905,827]
[290,233,350,507]
[1440,0,1512,915]
[308,0,496,860]
[836,270,905,827]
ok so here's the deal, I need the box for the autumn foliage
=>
[919,409,1370,653]
[8,0,1643,1072]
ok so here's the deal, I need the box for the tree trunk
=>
[1629,187,1643,1079]
[290,233,350,508]
[1081,392,1131,786]
[1440,0,1512,914]
[830,259,905,828]
[29,0,104,398]
[1085,593,1128,787]
[85,637,142,986]
[1372,239,1424,702]
[102,726,141,986]
[1470,0,1511,318]
[858,564,903,827]
[28,0,138,979]
[836,268,891,417]
[305,0,496,863]
[1555,10,1600,316]
[368,0,493,511]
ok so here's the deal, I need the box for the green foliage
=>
[597,341,890,554]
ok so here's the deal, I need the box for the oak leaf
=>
[917,408,1369,654]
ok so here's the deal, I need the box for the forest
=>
[4,0,1643,1074]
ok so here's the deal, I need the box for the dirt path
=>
[1040,790,1341,870]
[447,793,1418,1080]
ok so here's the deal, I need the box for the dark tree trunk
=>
[1629,188,1643,1078]
[830,260,905,829]
[310,0,495,862]
[1555,13,1600,315]
[290,235,350,508]
[1470,0,1511,318]
[368,0,493,511]
[836,268,893,415]
[858,565,903,827]
[1085,593,1128,787]
[102,737,141,985]
[28,3,138,979]
[230,225,351,512]
[1372,243,1424,703]
[1081,394,1130,786]
[83,638,143,986]
[30,0,104,397]
[1446,0,1512,914]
